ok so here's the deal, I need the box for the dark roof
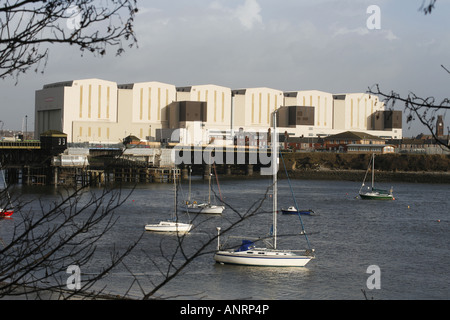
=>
[324,131,383,141]
[40,130,67,137]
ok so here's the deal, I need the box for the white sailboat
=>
[183,166,224,214]
[214,111,314,267]
[145,169,193,233]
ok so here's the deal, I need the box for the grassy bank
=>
[278,153,450,184]
[281,152,450,172]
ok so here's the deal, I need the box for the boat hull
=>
[145,221,193,233]
[359,192,394,200]
[0,209,13,217]
[281,208,314,215]
[183,204,224,214]
[214,249,312,267]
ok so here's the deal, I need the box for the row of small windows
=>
[348,146,394,153]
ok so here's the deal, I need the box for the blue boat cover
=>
[235,240,254,252]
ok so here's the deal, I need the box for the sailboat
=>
[359,153,394,200]
[182,166,224,214]
[214,111,314,267]
[145,169,193,233]
[279,152,315,216]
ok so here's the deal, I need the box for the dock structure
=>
[0,134,269,186]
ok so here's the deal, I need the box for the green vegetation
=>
[282,153,450,172]
[277,152,450,184]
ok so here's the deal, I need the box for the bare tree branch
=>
[0,178,141,299]
[368,84,449,151]
[0,0,138,82]
[139,182,277,299]
[419,0,437,14]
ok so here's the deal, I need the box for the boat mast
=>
[208,165,211,205]
[188,166,191,203]
[371,153,375,190]
[174,168,177,220]
[272,111,278,250]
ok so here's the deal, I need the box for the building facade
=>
[284,90,333,130]
[35,79,177,143]
[176,84,232,131]
[232,87,284,131]
[35,78,403,145]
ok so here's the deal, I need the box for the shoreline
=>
[218,169,450,184]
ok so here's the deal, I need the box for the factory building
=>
[35,79,176,143]
[34,78,403,145]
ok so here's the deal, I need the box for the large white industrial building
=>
[34,78,402,144]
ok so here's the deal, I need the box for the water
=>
[1,177,449,300]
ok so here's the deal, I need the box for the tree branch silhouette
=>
[0,0,138,82]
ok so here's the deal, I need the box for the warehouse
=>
[34,78,402,144]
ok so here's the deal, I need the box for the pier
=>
[0,133,272,187]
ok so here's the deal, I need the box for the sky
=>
[1,0,450,137]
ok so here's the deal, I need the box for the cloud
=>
[333,27,370,37]
[235,0,262,30]
[210,0,262,30]
[333,26,399,41]
[383,29,398,41]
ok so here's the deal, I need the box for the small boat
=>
[281,206,314,215]
[184,202,225,214]
[0,208,13,217]
[144,221,192,233]
[1,166,13,217]
[359,153,394,200]
[182,166,224,214]
[359,188,394,200]
[214,111,314,267]
[145,169,193,233]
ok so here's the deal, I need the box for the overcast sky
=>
[1,0,449,136]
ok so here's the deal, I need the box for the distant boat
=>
[183,202,225,214]
[214,111,314,267]
[0,208,13,218]
[278,145,315,216]
[182,166,224,214]
[145,169,193,233]
[1,165,13,218]
[359,153,394,200]
[144,220,192,233]
[281,206,315,215]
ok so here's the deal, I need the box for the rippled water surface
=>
[2,177,449,300]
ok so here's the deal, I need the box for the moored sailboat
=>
[214,111,314,267]
[145,169,193,233]
[359,153,394,200]
[182,166,224,214]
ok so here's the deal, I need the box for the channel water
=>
[1,177,449,300]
